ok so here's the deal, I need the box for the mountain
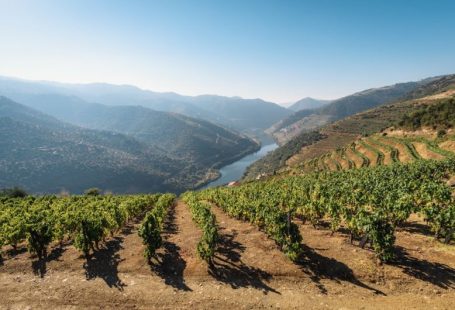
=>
[267,79,433,144]
[0,96,179,193]
[245,74,455,180]
[286,90,455,176]
[0,76,291,134]
[288,97,331,112]
[0,91,259,167]
[0,96,259,193]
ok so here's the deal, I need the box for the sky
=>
[0,0,454,104]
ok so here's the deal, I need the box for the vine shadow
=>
[83,235,126,290]
[208,231,279,294]
[398,222,433,237]
[297,244,385,295]
[392,246,455,289]
[149,205,191,291]
[31,245,67,278]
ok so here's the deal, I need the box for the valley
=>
[2,1,455,309]
[0,78,272,193]
[1,72,455,310]
[202,142,278,188]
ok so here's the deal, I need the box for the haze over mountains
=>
[288,97,331,112]
[2,76,306,193]
[0,76,291,134]
[267,78,436,144]
[1,74,453,194]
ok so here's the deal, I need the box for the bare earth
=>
[0,201,454,309]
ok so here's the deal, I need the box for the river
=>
[202,143,278,189]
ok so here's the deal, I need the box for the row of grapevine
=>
[0,194,161,260]
[359,140,384,165]
[182,192,218,262]
[350,143,370,167]
[367,138,400,163]
[195,188,303,262]
[196,159,455,262]
[384,137,421,160]
[138,193,176,261]
[407,136,454,157]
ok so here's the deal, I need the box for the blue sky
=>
[0,0,454,103]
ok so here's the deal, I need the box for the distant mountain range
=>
[288,97,331,112]
[0,76,291,134]
[3,74,453,194]
[0,80,263,193]
[267,79,434,144]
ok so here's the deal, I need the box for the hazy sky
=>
[1,0,454,103]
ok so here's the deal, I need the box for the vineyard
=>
[0,160,454,307]
[293,132,455,175]
[0,193,175,263]
[194,159,455,262]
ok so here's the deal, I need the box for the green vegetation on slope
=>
[399,98,455,131]
[252,75,455,179]
[194,159,455,262]
[0,96,259,194]
[138,193,176,261]
[0,193,164,260]
[243,131,325,180]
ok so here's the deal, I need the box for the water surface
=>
[202,143,278,189]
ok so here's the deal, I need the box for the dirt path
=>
[378,138,414,163]
[367,138,395,165]
[412,142,445,160]
[355,143,378,167]
[345,146,365,168]
[0,200,455,309]
[159,200,206,277]
[210,206,302,280]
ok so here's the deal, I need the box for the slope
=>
[0,96,237,193]
[268,78,437,144]
[244,74,455,180]
[0,76,291,133]
[292,95,455,175]
[288,97,331,112]
[0,88,260,172]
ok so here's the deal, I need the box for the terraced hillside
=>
[245,75,455,181]
[293,132,455,174]
[285,92,455,175]
[245,85,455,183]
[287,92,455,166]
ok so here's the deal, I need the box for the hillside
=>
[0,76,291,134]
[0,92,259,169]
[79,105,260,168]
[0,96,184,193]
[289,96,455,175]
[288,97,331,112]
[245,74,455,180]
[1,79,455,310]
[0,96,258,193]
[267,78,433,144]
